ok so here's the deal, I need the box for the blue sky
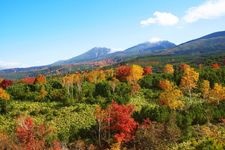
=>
[1,0,225,68]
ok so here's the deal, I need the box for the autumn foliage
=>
[180,63,190,71]
[127,65,144,83]
[180,66,199,97]
[21,77,36,85]
[159,80,173,91]
[16,117,46,149]
[143,66,152,75]
[16,116,60,150]
[200,80,210,99]
[163,64,174,74]
[34,74,46,84]
[208,83,225,104]
[115,65,131,81]
[158,77,184,110]
[0,88,10,101]
[105,102,138,143]
[0,79,13,89]
[211,63,220,70]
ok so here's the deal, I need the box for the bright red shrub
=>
[16,117,46,150]
[211,63,220,69]
[143,66,152,75]
[105,102,138,143]
[21,77,36,85]
[0,79,13,89]
[115,65,131,81]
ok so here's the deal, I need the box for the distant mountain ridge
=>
[53,40,176,65]
[162,31,225,55]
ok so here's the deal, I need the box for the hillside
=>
[162,31,225,55]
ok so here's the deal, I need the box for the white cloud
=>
[0,61,27,69]
[148,37,163,43]
[140,11,179,26]
[184,0,225,23]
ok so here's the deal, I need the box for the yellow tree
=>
[180,67,199,99]
[127,65,144,83]
[159,88,184,110]
[159,80,173,91]
[0,88,10,101]
[0,88,10,113]
[200,80,210,99]
[163,64,174,74]
[208,83,225,104]
[86,70,106,84]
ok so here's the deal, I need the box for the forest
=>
[0,61,225,150]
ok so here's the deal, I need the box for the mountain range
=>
[52,41,176,65]
[1,30,225,79]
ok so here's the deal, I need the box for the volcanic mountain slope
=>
[161,31,225,55]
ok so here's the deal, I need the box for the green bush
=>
[113,82,131,104]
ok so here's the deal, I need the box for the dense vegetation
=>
[0,61,225,150]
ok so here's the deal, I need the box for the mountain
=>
[98,41,176,62]
[53,47,111,65]
[162,31,225,55]
[53,41,176,65]
[123,41,176,55]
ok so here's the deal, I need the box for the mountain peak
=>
[53,47,111,65]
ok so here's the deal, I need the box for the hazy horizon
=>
[1,0,225,69]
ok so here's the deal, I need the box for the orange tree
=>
[163,64,174,74]
[115,65,131,82]
[158,79,173,91]
[34,74,46,85]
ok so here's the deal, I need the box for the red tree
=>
[105,102,138,143]
[115,65,131,81]
[34,74,46,84]
[143,66,152,75]
[0,79,13,89]
[15,117,56,150]
[21,77,36,85]
[211,63,220,69]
